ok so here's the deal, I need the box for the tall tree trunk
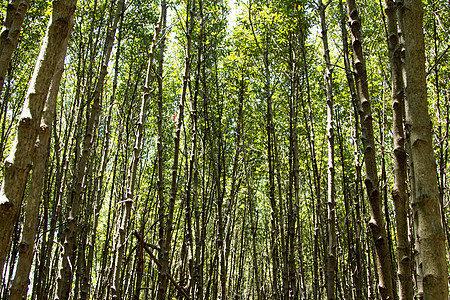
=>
[402,0,449,298]
[191,2,203,298]
[156,0,168,298]
[0,0,76,275]
[319,2,336,299]
[110,1,162,298]
[345,0,395,298]
[244,159,262,300]
[157,0,194,298]
[287,32,300,298]
[9,45,67,300]
[338,1,364,297]
[300,27,323,300]
[384,1,413,299]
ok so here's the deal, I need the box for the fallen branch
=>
[133,231,190,300]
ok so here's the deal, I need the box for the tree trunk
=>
[384,1,413,299]
[319,2,337,299]
[9,44,67,300]
[156,0,168,298]
[402,0,449,298]
[338,1,365,297]
[0,0,76,275]
[345,0,395,298]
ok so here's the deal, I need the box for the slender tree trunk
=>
[9,44,67,300]
[244,159,262,300]
[338,1,365,297]
[287,33,300,298]
[318,2,336,299]
[110,2,164,298]
[383,1,413,299]
[402,0,449,298]
[0,0,76,275]
[157,1,194,299]
[156,0,168,298]
[191,2,203,298]
[300,28,322,300]
[345,1,395,298]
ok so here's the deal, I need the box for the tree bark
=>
[9,44,67,300]
[402,0,449,298]
[345,0,395,298]
[383,1,413,299]
[0,0,76,275]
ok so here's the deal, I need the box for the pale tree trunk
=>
[0,0,76,275]
[319,2,336,299]
[402,0,449,298]
[384,1,413,299]
[86,13,123,297]
[0,0,30,97]
[345,0,395,299]
[9,44,67,300]
[56,1,123,298]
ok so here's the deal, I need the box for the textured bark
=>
[339,0,366,296]
[9,49,66,300]
[402,0,449,298]
[384,1,413,299]
[0,0,76,275]
[56,1,123,298]
[345,0,395,299]
[0,0,30,97]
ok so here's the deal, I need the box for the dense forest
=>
[0,0,449,299]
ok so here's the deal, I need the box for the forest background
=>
[0,0,449,299]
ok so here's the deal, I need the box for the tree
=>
[0,0,76,276]
[384,0,413,298]
[402,0,449,298]
[345,0,395,298]
[318,1,337,299]
[0,1,449,299]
